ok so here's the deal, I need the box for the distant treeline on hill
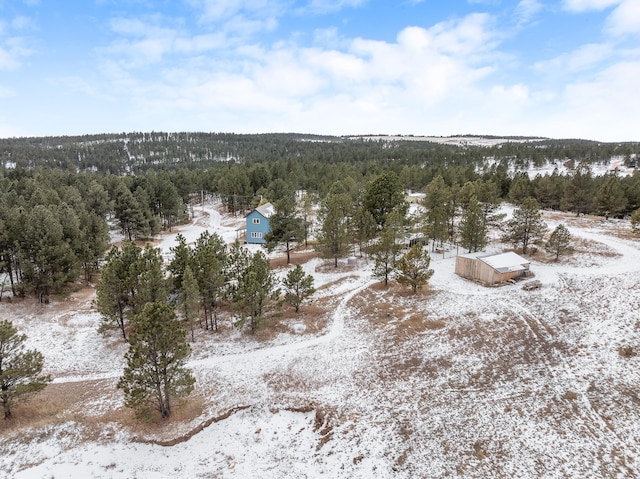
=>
[0,132,638,175]
[1,131,640,302]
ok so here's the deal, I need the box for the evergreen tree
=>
[459,195,488,253]
[502,198,548,254]
[371,225,402,286]
[395,244,434,294]
[192,231,227,331]
[95,241,142,341]
[0,320,51,419]
[179,265,200,342]
[131,245,168,313]
[475,180,505,228]
[85,180,112,219]
[351,207,377,258]
[594,175,627,219]
[315,192,351,267]
[20,205,77,301]
[96,249,130,340]
[264,195,304,264]
[153,175,184,231]
[232,251,278,331]
[76,210,110,282]
[423,175,450,248]
[298,192,314,248]
[545,223,573,260]
[117,302,195,419]
[363,171,406,228]
[113,182,146,241]
[508,173,532,205]
[282,264,315,313]
[632,208,640,234]
[562,162,594,216]
[533,169,564,210]
[167,233,193,293]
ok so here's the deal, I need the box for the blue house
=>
[245,202,275,244]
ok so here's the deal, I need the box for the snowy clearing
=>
[1,206,640,478]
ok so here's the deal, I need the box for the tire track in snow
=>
[52,274,375,384]
[189,275,375,369]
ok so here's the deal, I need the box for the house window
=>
[251,232,263,239]
[252,218,260,224]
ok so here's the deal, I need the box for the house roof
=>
[254,202,275,218]
[478,252,530,273]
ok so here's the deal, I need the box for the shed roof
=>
[478,252,530,273]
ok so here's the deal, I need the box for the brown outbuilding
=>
[455,251,531,286]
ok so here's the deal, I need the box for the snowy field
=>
[1,204,640,478]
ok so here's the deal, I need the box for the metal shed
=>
[455,251,531,285]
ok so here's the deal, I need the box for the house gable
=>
[245,202,274,244]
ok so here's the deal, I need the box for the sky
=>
[0,1,638,141]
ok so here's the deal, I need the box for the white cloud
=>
[543,59,640,140]
[188,0,287,23]
[0,37,31,70]
[515,0,544,25]
[534,42,614,73]
[11,15,35,30]
[92,11,506,136]
[606,0,640,36]
[562,0,621,12]
[299,0,366,14]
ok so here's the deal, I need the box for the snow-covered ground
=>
[2,204,640,478]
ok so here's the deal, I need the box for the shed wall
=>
[455,256,529,285]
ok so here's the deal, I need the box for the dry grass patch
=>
[0,379,116,437]
[254,302,330,342]
[117,394,207,440]
[270,249,319,270]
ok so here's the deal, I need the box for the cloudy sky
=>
[0,1,638,141]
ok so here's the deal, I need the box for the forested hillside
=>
[1,133,639,302]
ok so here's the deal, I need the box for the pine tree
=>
[371,226,402,286]
[264,195,305,264]
[363,171,406,228]
[632,208,640,234]
[594,175,627,219]
[76,210,110,282]
[395,244,435,294]
[113,182,146,241]
[459,195,488,253]
[232,251,279,331]
[117,302,195,419]
[20,205,78,301]
[192,232,227,331]
[95,249,130,340]
[168,233,193,293]
[508,174,532,205]
[545,223,573,260]
[282,264,315,312]
[561,162,594,216]
[96,241,145,341]
[131,245,168,313]
[0,320,51,419]
[502,198,548,254]
[179,265,200,342]
[423,175,450,248]
[351,207,377,258]
[315,192,351,267]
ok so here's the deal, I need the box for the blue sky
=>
[0,0,638,141]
